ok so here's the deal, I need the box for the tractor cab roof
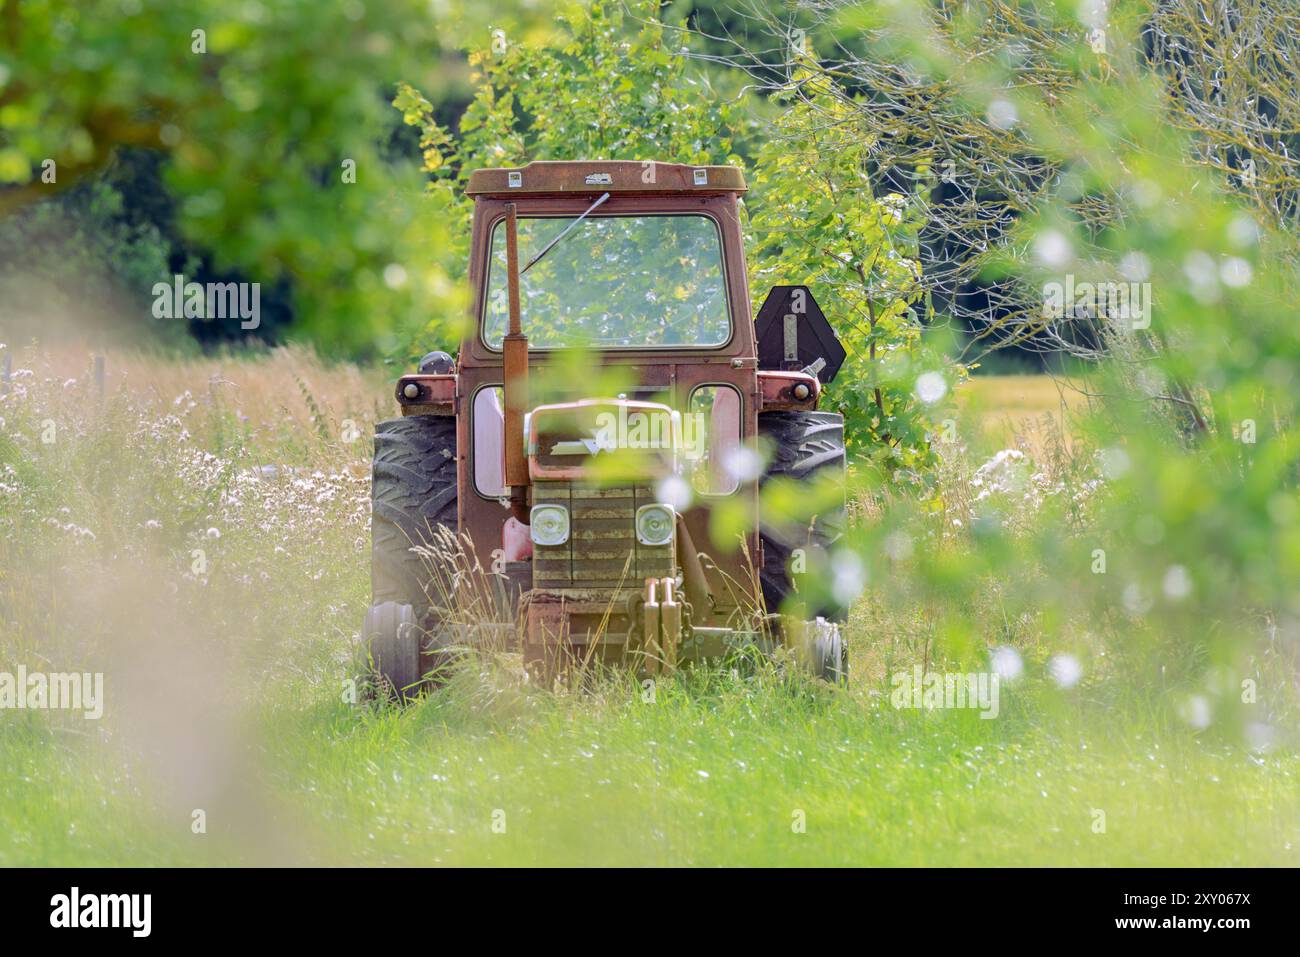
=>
[465,160,746,198]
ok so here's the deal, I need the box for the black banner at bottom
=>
[0,867,1283,943]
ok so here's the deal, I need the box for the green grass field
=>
[6,676,1296,866]
[956,373,1088,453]
[1,347,1296,866]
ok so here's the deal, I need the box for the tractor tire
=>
[808,618,848,685]
[361,601,421,700]
[523,642,564,691]
[757,410,847,620]
[367,415,458,697]
[371,415,457,613]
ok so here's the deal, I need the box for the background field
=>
[959,375,1086,450]
[2,346,1295,866]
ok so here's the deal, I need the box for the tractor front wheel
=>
[808,618,848,685]
[361,601,421,700]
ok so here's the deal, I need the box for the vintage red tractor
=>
[362,161,849,695]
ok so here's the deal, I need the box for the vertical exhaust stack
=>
[502,203,530,521]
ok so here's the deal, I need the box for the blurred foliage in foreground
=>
[754,1,1299,747]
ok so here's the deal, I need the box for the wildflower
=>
[1048,654,1082,689]
[1162,565,1192,601]
[915,372,947,404]
[991,646,1023,681]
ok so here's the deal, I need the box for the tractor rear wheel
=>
[367,415,458,695]
[757,410,847,620]
[371,415,457,611]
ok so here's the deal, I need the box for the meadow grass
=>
[1,344,1295,866]
[957,374,1088,454]
[5,666,1296,866]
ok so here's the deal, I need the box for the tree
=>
[747,62,949,471]
[0,0,527,354]
[393,0,745,281]
[395,0,943,466]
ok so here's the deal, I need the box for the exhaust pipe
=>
[502,202,530,521]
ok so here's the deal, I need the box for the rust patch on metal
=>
[757,369,820,412]
[467,160,747,197]
[395,374,456,415]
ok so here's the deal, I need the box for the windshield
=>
[483,213,731,349]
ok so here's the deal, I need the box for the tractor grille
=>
[532,482,674,592]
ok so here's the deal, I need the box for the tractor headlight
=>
[635,504,675,547]
[530,504,570,547]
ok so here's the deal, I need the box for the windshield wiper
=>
[520,191,611,275]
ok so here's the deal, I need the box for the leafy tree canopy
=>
[396,0,950,465]
[0,0,541,354]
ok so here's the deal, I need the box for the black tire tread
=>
[371,415,457,611]
[757,410,847,619]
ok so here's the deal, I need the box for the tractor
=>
[362,160,849,696]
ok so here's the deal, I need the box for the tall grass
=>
[1,342,1295,865]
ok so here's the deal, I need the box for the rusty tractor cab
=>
[363,160,848,695]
